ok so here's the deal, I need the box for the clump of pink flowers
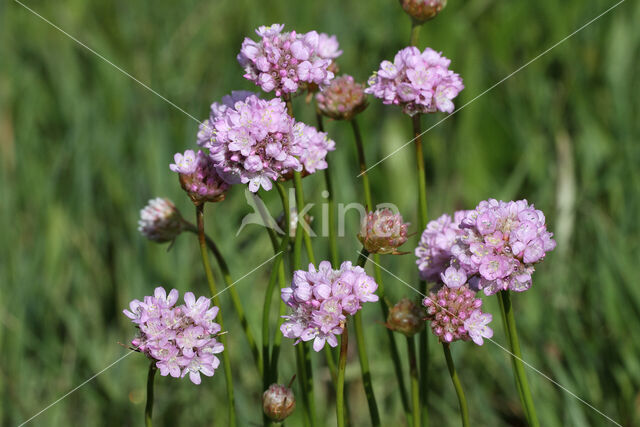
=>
[170,150,229,204]
[316,74,367,120]
[423,284,493,345]
[200,94,335,192]
[280,261,379,351]
[237,24,336,96]
[123,287,224,384]
[365,46,464,116]
[453,199,556,295]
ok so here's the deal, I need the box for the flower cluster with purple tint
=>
[423,285,493,345]
[123,287,224,385]
[316,74,367,120]
[237,24,337,96]
[170,150,229,204]
[365,46,464,116]
[138,198,184,243]
[199,95,335,192]
[280,261,378,351]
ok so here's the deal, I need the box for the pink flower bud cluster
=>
[199,95,335,192]
[237,24,337,96]
[358,208,409,254]
[365,46,464,116]
[123,287,224,385]
[281,261,379,352]
[453,199,557,295]
[399,0,447,22]
[138,198,184,243]
[316,75,368,120]
[169,150,229,204]
[423,285,493,345]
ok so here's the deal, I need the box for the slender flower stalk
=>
[407,337,420,427]
[145,362,156,427]
[196,204,236,427]
[336,322,349,427]
[442,343,470,427]
[351,118,411,419]
[498,290,540,426]
[316,112,339,267]
[183,222,262,375]
[354,248,381,426]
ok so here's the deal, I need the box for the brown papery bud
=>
[263,383,296,422]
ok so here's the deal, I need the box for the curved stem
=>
[442,343,469,427]
[184,223,262,375]
[145,362,156,427]
[407,337,421,427]
[196,204,236,427]
[498,291,540,427]
[336,322,349,427]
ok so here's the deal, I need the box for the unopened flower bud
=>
[138,198,184,243]
[387,298,425,336]
[399,0,447,22]
[316,75,368,120]
[263,383,296,422]
[170,150,229,205]
[358,209,409,254]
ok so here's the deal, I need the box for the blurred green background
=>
[1,0,639,425]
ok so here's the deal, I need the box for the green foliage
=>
[1,0,639,425]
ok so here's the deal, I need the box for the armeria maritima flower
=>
[201,94,335,192]
[366,46,463,116]
[423,284,493,345]
[452,199,556,295]
[263,383,296,422]
[138,198,184,243]
[237,24,335,96]
[280,261,378,351]
[123,287,224,384]
[387,298,425,336]
[399,0,447,22]
[316,75,368,120]
[196,90,256,148]
[170,149,229,204]
[358,208,409,255]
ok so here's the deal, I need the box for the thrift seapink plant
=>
[453,199,556,295]
[400,0,447,22]
[316,74,368,120]
[196,90,256,147]
[423,284,493,345]
[263,383,296,422]
[280,261,378,351]
[358,208,409,255]
[237,24,336,96]
[366,46,464,116]
[199,95,335,192]
[123,287,224,384]
[138,198,184,243]
[170,149,229,204]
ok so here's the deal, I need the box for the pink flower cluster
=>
[237,24,337,96]
[200,95,335,192]
[316,74,368,120]
[196,90,256,147]
[365,46,464,116]
[280,261,379,351]
[170,150,229,204]
[415,211,468,282]
[123,287,224,385]
[453,199,556,295]
[423,285,493,345]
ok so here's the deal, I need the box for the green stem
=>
[410,19,422,48]
[498,291,540,427]
[442,343,469,427]
[336,321,349,427]
[407,337,421,427]
[144,362,156,427]
[316,112,339,267]
[352,117,411,420]
[293,171,316,265]
[354,249,381,426]
[196,204,236,427]
[184,223,262,376]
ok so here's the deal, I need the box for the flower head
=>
[263,383,296,422]
[138,198,184,243]
[170,150,229,204]
[386,298,425,336]
[399,0,447,22]
[237,24,335,96]
[453,199,556,295]
[422,284,491,345]
[415,211,468,282]
[123,287,224,384]
[281,261,378,351]
[358,208,409,255]
[316,75,368,120]
[366,46,463,116]
[201,95,335,192]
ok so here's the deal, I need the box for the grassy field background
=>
[1,0,639,425]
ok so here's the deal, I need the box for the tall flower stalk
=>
[316,112,339,267]
[145,362,156,427]
[336,320,349,427]
[442,343,470,427]
[196,204,236,426]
